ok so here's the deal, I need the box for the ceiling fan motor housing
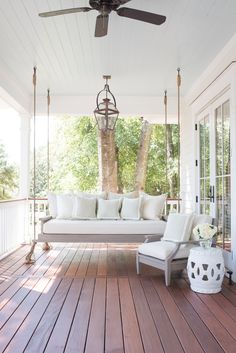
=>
[89,0,121,14]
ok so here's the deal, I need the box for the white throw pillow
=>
[121,197,142,220]
[162,213,195,242]
[77,191,107,199]
[47,192,57,218]
[56,194,74,219]
[72,196,97,219]
[108,191,138,200]
[141,193,167,220]
[97,199,121,219]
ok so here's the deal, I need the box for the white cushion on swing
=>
[141,193,167,220]
[48,192,57,218]
[72,196,97,219]
[56,194,74,219]
[42,219,167,235]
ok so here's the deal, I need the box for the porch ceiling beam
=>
[34,95,183,124]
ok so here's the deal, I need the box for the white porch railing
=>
[164,198,180,214]
[0,199,28,258]
[28,198,48,238]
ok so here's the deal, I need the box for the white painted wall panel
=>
[180,103,195,213]
[0,200,28,257]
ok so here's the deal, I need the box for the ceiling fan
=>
[39,0,166,37]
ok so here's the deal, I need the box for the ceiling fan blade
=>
[95,14,109,37]
[116,7,166,25]
[39,7,92,18]
[119,0,132,4]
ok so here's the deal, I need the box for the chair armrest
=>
[144,234,163,243]
[39,216,53,223]
[164,239,200,245]
[164,239,200,262]
[40,216,52,234]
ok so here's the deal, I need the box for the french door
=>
[198,98,231,251]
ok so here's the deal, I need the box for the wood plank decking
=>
[0,243,235,353]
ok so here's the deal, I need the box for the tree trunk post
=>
[135,120,153,192]
[97,129,118,192]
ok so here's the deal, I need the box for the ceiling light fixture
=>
[94,75,119,130]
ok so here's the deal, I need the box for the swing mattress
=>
[38,218,166,243]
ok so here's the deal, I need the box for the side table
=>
[187,247,225,293]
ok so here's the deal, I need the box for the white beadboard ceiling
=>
[1,0,236,111]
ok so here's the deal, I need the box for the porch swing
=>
[25,68,182,264]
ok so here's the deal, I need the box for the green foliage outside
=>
[31,116,178,197]
[115,118,142,192]
[146,124,179,196]
[31,116,99,196]
[0,143,18,200]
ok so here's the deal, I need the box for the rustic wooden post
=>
[97,129,118,192]
[135,119,153,191]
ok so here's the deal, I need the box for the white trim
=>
[187,33,236,104]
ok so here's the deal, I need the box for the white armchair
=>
[136,213,212,286]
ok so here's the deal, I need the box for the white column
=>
[180,101,195,213]
[19,113,31,198]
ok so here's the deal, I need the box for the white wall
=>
[180,101,195,213]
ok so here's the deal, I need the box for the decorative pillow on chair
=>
[121,197,142,220]
[56,194,74,219]
[97,199,121,219]
[141,193,167,220]
[162,213,195,242]
[72,196,97,219]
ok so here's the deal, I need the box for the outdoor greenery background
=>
[0,116,178,200]
[30,116,179,198]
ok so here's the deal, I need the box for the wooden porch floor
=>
[0,243,236,353]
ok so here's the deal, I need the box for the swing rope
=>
[25,67,37,264]
[33,67,37,243]
[177,68,181,211]
[47,89,50,192]
[164,90,168,196]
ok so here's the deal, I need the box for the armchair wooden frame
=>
[136,239,200,286]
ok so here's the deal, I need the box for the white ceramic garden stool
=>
[187,247,225,294]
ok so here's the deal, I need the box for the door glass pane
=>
[199,116,210,215]
[199,121,205,178]
[205,177,210,214]
[205,119,210,177]
[215,106,223,176]
[223,101,230,175]
[215,100,231,251]
[216,177,223,246]
[224,176,231,251]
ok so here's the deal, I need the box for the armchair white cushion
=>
[138,241,193,261]
[137,213,212,286]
